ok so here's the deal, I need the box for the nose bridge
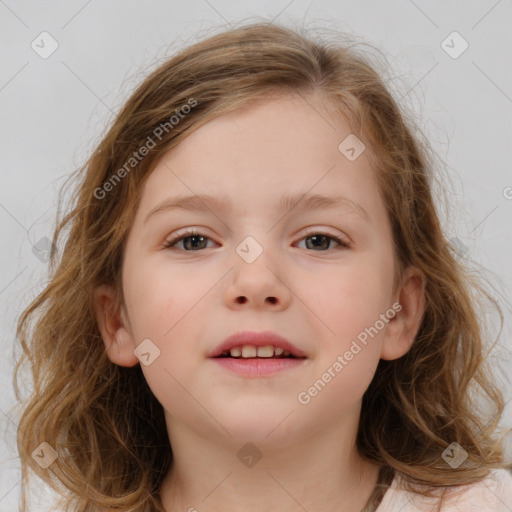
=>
[234,233,279,281]
[229,209,277,263]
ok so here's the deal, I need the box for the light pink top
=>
[377,469,512,511]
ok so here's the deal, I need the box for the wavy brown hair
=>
[14,20,510,511]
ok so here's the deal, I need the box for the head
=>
[15,21,506,511]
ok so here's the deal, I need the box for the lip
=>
[208,330,307,359]
[212,357,307,377]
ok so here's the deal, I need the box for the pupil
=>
[306,235,329,250]
[185,235,206,250]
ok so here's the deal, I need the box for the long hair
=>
[14,21,509,511]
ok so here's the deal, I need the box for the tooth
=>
[274,347,284,356]
[229,346,242,357]
[257,346,274,358]
[283,350,290,356]
[241,345,257,358]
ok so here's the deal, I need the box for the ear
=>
[93,284,139,367]
[380,266,425,361]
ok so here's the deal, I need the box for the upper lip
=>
[208,330,307,358]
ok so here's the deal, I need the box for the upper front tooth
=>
[241,345,257,358]
[229,345,288,358]
[229,345,290,357]
[256,346,274,358]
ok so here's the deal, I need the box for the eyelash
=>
[162,228,351,252]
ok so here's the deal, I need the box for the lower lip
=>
[211,357,307,377]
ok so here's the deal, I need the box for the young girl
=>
[14,21,512,512]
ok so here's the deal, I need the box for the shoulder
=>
[377,469,512,512]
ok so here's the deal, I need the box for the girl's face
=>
[96,92,424,447]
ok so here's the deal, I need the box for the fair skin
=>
[94,91,425,512]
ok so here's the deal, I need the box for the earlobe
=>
[93,284,139,367]
[380,267,426,361]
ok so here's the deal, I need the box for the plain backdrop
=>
[1,0,511,510]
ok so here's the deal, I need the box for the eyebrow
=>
[143,192,369,224]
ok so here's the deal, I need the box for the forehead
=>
[135,92,382,223]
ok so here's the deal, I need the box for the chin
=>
[212,402,302,446]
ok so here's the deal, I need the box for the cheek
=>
[306,256,395,339]
[121,256,212,398]
[122,255,203,337]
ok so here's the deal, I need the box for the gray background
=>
[1,0,511,509]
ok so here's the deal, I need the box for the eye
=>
[296,231,351,251]
[162,228,215,251]
[162,229,351,252]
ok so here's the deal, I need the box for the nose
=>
[224,241,292,311]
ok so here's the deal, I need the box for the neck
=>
[159,405,381,512]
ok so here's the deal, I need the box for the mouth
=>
[214,345,305,359]
[209,331,308,377]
